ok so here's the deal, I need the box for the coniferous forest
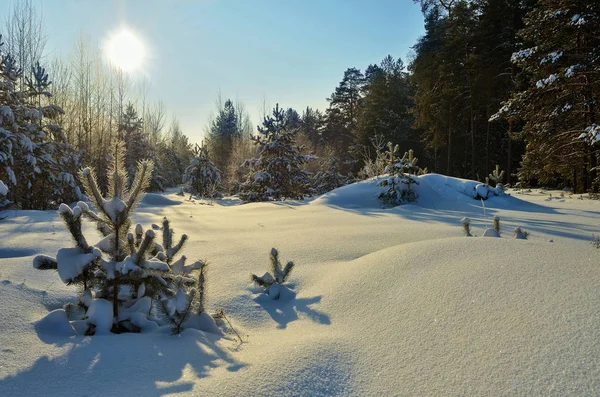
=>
[1,0,599,212]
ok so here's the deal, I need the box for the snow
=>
[103,198,126,221]
[86,299,113,334]
[2,175,600,395]
[55,247,97,283]
[34,309,75,337]
[482,228,500,237]
[0,180,7,196]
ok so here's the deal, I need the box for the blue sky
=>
[3,0,425,144]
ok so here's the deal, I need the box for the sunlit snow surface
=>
[1,175,600,396]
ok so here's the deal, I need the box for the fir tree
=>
[239,104,314,202]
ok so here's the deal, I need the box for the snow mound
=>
[86,299,113,334]
[313,173,514,211]
[34,309,75,337]
[312,177,384,209]
[140,193,180,207]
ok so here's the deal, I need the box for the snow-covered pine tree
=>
[251,248,294,300]
[0,37,81,209]
[33,140,207,334]
[311,156,348,195]
[377,142,419,207]
[182,144,222,198]
[239,104,314,202]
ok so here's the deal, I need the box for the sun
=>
[105,28,145,73]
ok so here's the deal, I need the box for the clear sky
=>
[2,0,425,144]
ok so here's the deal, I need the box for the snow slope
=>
[1,175,599,396]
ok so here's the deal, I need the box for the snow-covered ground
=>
[1,174,599,396]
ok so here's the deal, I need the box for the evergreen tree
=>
[251,248,295,300]
[311,157,348,195]
[33,141,207,334]
[182,144,222,198]
[323,68,365,163]
[496,0,600,192]
[239,104,313,202]
[356,56,418,162]
[0,36,80,209]
[208,99,239,174]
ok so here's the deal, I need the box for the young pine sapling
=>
[252,248,295,299]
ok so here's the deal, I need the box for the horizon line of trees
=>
[2,0,599,212]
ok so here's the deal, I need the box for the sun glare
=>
[105,28,145,73]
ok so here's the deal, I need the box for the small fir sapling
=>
[514,227,529,240]
[461,217,472,237]
[158,263,207,334]
[33,140,209,335]
[493,216,501,235]
[377,143,419,207]
[488,165,505,193]
[252,248,295,299]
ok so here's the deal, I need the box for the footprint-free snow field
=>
[1,175,599,396]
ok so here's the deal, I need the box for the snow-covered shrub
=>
[239,104,314,202]
[377,143,419,207]
[311,157,348,195]
[251,248,295,300]
[33,141,208,335]
[183,144,222,198]
[514,227,529,240]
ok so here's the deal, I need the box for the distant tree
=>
[323,68,365,159]
[207,98,239,174]
[183,144,222,198]
[239,104,313,202]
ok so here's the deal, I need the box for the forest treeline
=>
[1,0,599,211]
[196,0,600,194]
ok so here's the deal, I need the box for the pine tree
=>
[182,144,222,198]
[311,156,348,195]
[377,143,420,207]
[208,99,239,174]
[496,0,600,192]
[239,104,314,202]
[33,140,207,334]
[251,248,295,300]
[323,68,365,163]
[0,36,81,209]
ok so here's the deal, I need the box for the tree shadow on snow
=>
[0,329,246,397]
[251,286,330,329]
